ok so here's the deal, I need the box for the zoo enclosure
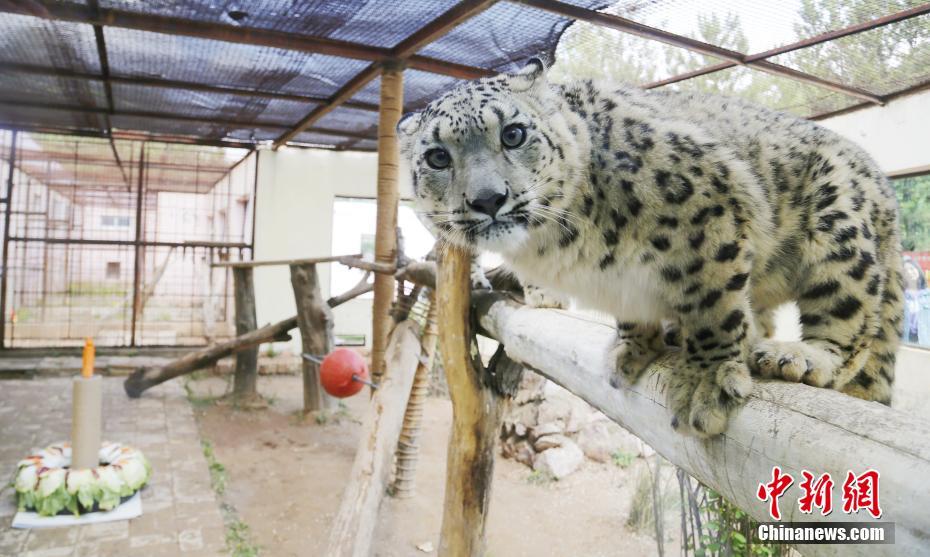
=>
[0,129,256,348]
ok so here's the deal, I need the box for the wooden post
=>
[232,266,259,401]
[290,262,337,412]
[370,61,404,383]
[437,246,503,557]
[324,320,422,557]
[392,291,438,497]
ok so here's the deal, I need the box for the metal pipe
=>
[0,130,18,348]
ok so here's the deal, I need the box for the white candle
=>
[71,374,102,469]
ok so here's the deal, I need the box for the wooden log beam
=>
[211,254,362,268]
[232,267,259,401]
[290,263,337,412]
[370,63,404,383]
[122,278,371,397]
[437,246,502,556]
[324,320,422,557]
[473,292,930,557]
[123,316,295,398]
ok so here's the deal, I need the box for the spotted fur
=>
[398,60,903,437]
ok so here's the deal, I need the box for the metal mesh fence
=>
[0,131,253,347]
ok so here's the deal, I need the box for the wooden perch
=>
[324,320,422,557]
[123,279,372,398]
[124,315,294,398]
[437,246,506,557]
[473,291,930,557]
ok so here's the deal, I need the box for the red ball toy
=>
[319,348,370,398]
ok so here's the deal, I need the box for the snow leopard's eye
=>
[425,148,451,170]
[501,123,527,149]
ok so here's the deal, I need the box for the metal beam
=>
[643,3,930,91]
[272,64,381,149]
[0,130,16,348]
[0,1,488,82]
[0,100,378,141]
[0,62,382,112]
[516,0,885,105]
[274,0,497,148]
[0,121,256,150]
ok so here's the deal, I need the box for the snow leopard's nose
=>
[467,189,508,218]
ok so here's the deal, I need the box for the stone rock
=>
[512,440,536,467]
[533,440,584,479]
[533,433,570,452]
[513,422,527,437]
[576,420,654,462]
[512,370,548,405]
[529,421,562,441]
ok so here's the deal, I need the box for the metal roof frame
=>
[0,0,927,149]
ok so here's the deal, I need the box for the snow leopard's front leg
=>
[664,239,757,437]
[609,321,668,387]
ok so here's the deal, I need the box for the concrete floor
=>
[0,378,226,557]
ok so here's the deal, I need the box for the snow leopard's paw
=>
[666,359,752,438]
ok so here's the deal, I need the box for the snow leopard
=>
[398,59,903,437]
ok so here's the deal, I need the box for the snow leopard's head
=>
[398,59,585,254]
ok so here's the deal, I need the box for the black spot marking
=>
[721,309,744,332]
[699,290,723,309]
[829,296,862,320]
[801,280,841,300]
[726,273,749,291]
[650,236,671,251]
[715,242,740,262]
[661,267,683,282]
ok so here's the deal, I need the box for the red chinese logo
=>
[757,467,882,520]
[842,469,882,519]
[756,466,794,520]
[798,471,834,515]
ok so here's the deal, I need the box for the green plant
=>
[225,517,260,557]
[525,469,554,485]
[611,449,636,468]
[679,469,787,557]
[201,439,227,495]
[264,343,278,358]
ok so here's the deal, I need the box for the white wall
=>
[253,147,421,350]
[252,148,381,350]
[818,88,930,175]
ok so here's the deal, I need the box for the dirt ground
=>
[187,374,667,557]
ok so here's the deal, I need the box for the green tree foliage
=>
[893,175,930,251]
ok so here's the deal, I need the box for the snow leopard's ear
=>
[509,57,547,92]
[397,111,423,137]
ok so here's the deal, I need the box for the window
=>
[105,262,121,280]
[330,197,434,299]
[100,215,131,228]
[892,173,930,348]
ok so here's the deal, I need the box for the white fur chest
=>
[504,247,669,323]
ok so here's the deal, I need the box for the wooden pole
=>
[324,320,422,557]
[232,266,259,401]
[129,143,145,346]
[290,262,337,412]
[370,61,404,383]
[392,292,438,497]
[437,246,503,557]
